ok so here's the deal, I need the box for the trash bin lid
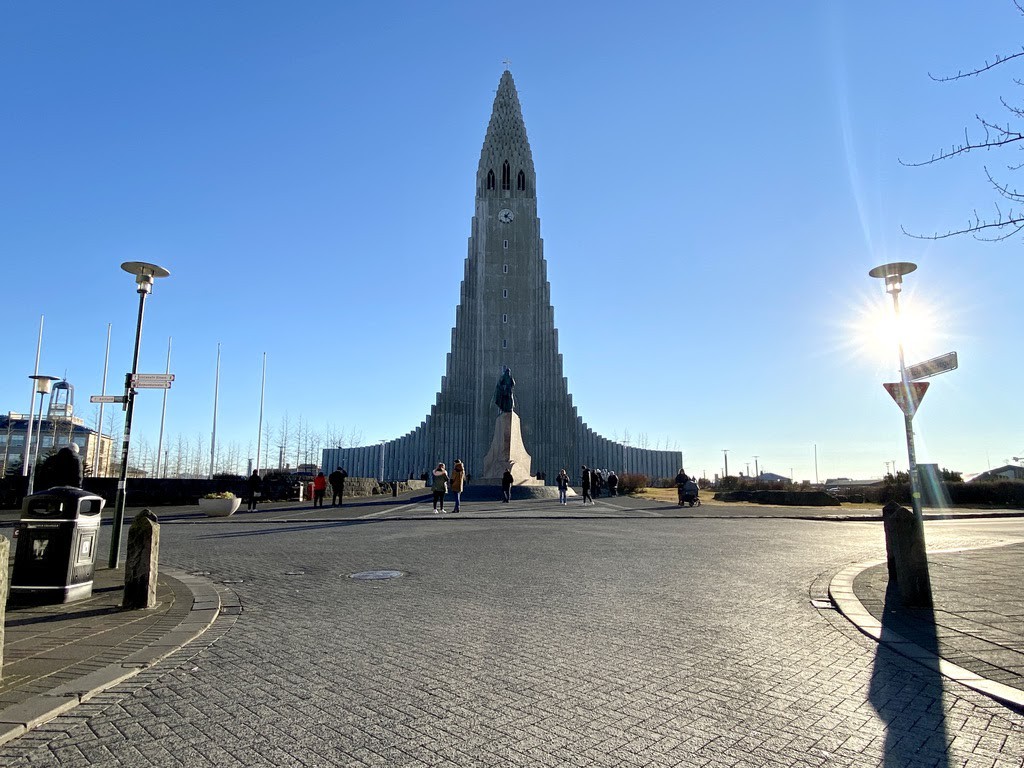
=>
[22,486,105,520]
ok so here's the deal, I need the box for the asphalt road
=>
[1,498,1022,767]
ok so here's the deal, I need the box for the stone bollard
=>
[0,535,8,680]
[881,501,933,608]
[123,509,160,610]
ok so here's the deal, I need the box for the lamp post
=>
[869,260,932,606]
[721,449,729,479]
[868,261,925,523]
[109,261,169,568]
[26,374,59,495]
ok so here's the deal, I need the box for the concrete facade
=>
[323,71,681,483]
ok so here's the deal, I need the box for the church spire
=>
[478,70,535,197]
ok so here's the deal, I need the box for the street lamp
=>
[869,260,933,607]
[868,261,923,522]
[25,374,59,495]
[109,261,169,568]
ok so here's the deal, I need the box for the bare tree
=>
[903,2,1024,240]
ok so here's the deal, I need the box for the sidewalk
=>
[0,566,224,745]
[831,542,1024,711]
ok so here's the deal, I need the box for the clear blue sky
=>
[3,1,1022,482]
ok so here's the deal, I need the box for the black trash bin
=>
[9,486,105,605]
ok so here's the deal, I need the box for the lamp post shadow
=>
[868,581,952,767]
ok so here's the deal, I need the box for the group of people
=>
[573,465,619,505]
[312,468,349,508]
[430,460,466,512]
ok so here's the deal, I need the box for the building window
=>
[501,160,511,190]
[502,313,508,323]
[503,289,508,298]
[517,170,526,191]
[502,339,508,348]
[503,239,508,249]
[486,169,495,190]
[503,264,508,274]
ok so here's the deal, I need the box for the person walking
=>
[607,470,619,497]
[556,468,570,505]
[581,465,593,505]
[501,466,514,503]
[432,462,449,513]
[247,470,262,511]
[312,471,327,508]
[328,467,348,506]
[450,459,466,513]
[674,468,690,506]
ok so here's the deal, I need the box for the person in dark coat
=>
[501,466,514,503]
[607,470,619,496]
[675,468,690,506]
[581,465,593,505]
[247,471,262,511]
[46,444,83,488]
[328,467,348,506]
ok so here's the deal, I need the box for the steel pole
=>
[109,289,148,568]
[25,391,47,495]
[209,342,221,478]
[891,290,924,524]
[23,316,44,478]
[155,336,171,477]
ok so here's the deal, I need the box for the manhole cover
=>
[349,570,405,581]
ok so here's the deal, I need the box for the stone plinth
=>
[480,412,543,485]
[124,509,160,610]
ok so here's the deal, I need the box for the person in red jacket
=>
[313,471,327,508]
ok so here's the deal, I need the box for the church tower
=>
[322,71,681,482]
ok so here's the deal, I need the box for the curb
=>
[828,555,1024,712]
[0,567,224,745]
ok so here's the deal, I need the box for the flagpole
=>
[155,336,171,477]
[209,342,221,478]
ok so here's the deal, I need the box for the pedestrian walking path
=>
[2,497,1022,749]
[0,566,224,745]
[832,541,1024,711]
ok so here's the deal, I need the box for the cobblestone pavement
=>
[1,500,1022,766]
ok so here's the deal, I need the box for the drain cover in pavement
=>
[349,570,405,581]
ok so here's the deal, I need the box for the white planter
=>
[198,497,241,517]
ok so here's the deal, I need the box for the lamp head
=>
[121,261,170,295]
[868,261,917,296]
[29,374,60,395]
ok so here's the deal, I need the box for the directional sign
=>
[883,381,930,417]
[132,373,175,389]
[90,394,127,404]
[907,351,958,381]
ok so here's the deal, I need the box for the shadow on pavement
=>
[196,520,366,540]
[868,582,951,768]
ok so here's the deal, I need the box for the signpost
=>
[90,395,127,405]
[907,351,958,382]
[131,373,175,389]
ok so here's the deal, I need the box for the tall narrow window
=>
[517,170,526,191]
[501,160,511,190]
[502,289,508,298]
[502,313,508,323]
[503,264,508,274]
[503,239,508,249]
[486,169,495,190]
[502,339,508,349]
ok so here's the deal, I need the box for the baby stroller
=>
[679,480,701,507]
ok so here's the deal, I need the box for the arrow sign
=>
[132,373,175,389]
[90,394,127,404]
[883,381,930,417]
[907,351,958,381]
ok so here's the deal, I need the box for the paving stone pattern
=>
[855,543,1024,692]
[1,513,1022,766]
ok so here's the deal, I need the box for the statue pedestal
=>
[480,412,543,485]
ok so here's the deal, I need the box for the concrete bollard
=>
[123,509,160,610]
[881,501,933,608]
[0,535,8,680]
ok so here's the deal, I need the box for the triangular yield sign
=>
[883,381,930,417]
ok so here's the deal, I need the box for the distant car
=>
[261,472,301,501]
[826,486,840,493]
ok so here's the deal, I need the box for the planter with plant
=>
[198,491,241,517]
